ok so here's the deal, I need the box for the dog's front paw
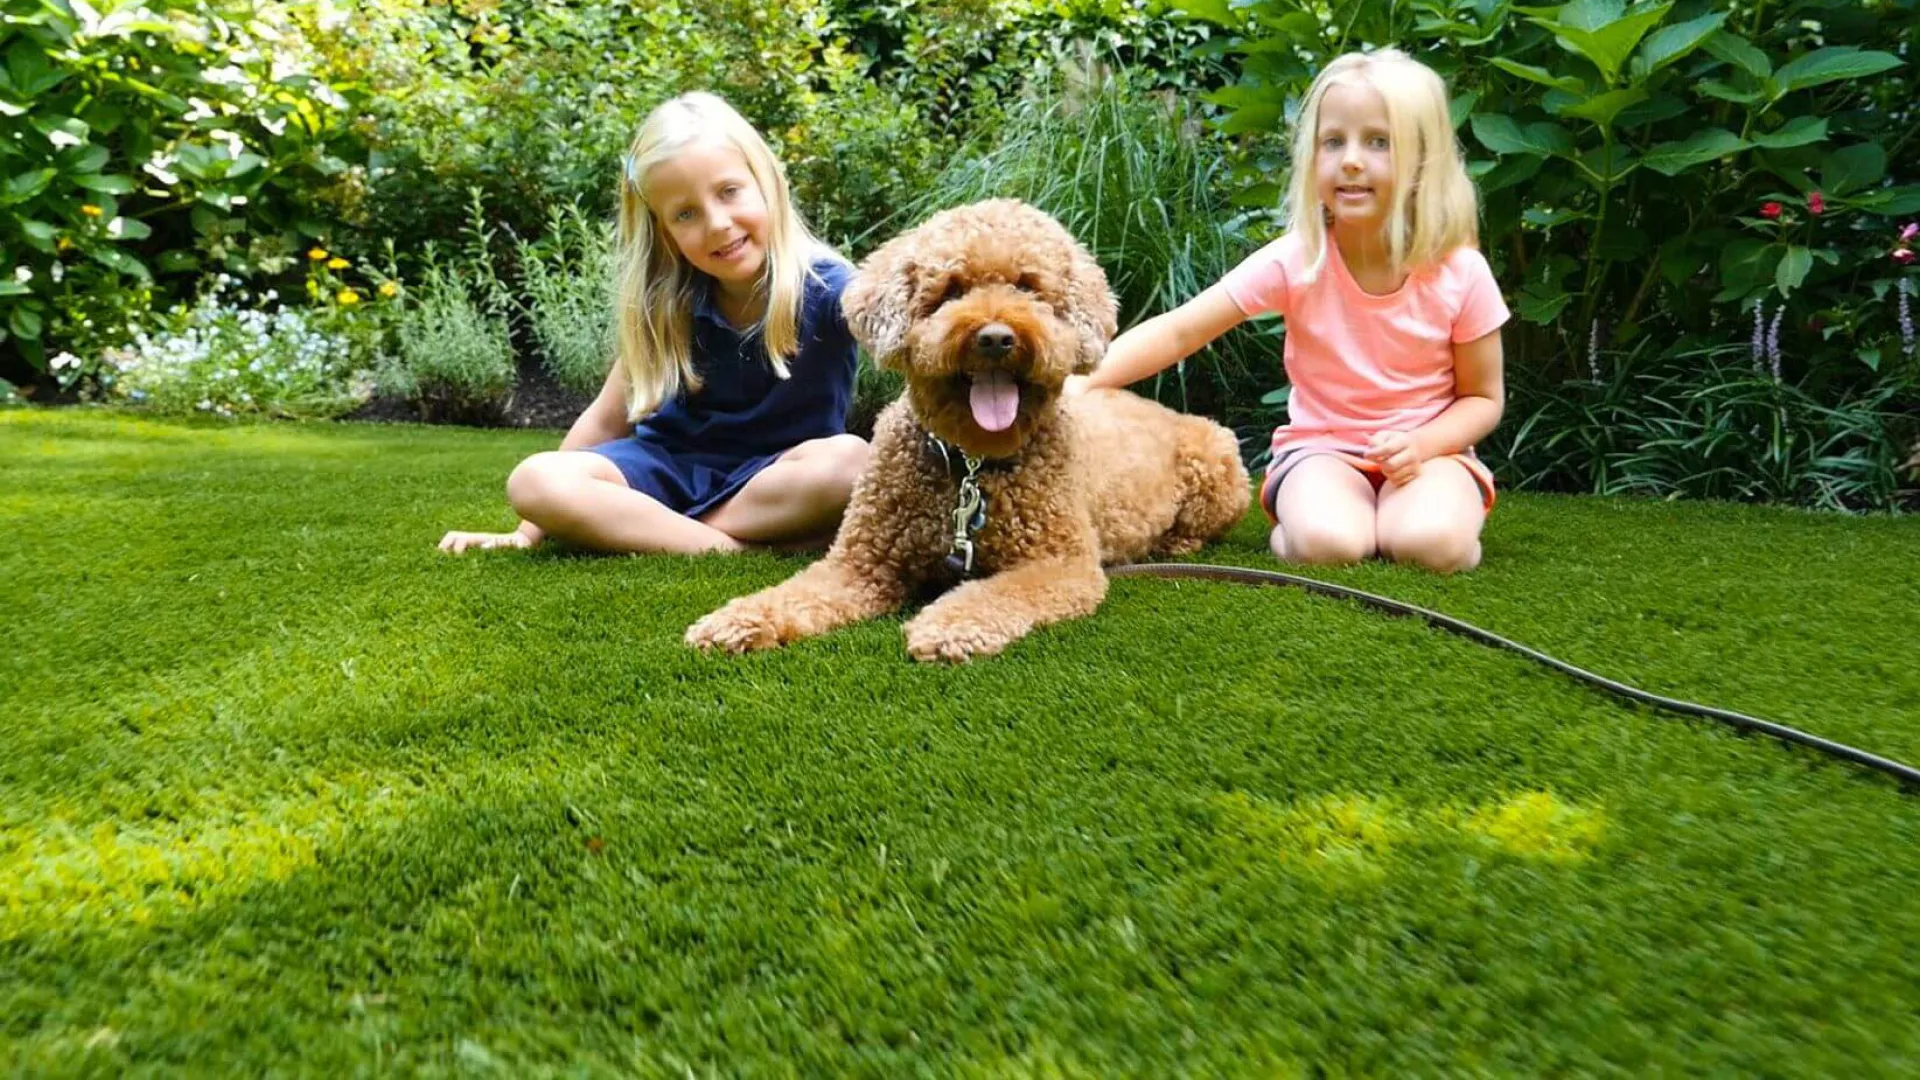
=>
[685,603,784,655]
[903,616,1013,664]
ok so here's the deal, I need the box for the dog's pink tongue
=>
[969,370,1020,432]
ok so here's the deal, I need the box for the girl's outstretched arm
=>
[439,364,635,553]
[1070,284,1249,394]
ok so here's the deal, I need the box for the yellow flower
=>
[378,280,399,298]
[80,204,103,217]
[57,237,74,252]
[327,257,349,270]
[336,288,360,305]
[308,247,329,260]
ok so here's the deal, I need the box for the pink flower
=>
[1808,191,1825,216]
[1759,202,1783,219]
[1894,247,1917,266]
[1901,223,1919,243]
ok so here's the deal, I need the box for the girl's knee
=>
[506,453,561,514]
[1275,519,1373,565]
[806,435,871,499]
[1380,521,1481,573]
[507,451,597,520]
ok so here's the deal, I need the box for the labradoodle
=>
[686,199,1249,663]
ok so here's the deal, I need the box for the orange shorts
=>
[1259,447,1497,524]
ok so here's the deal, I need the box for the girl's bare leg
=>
[506,451,744,555]
[1374,458,1486,573]
[699,434,871,546]
[1270,455,1379,565]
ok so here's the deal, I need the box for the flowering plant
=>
[104,277,371,419]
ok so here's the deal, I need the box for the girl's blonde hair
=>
[613,91,824,419]
[1283,48,1479,284]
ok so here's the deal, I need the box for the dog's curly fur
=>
[687,199,1249,662]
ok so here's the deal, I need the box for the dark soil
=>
[343,355,591,430]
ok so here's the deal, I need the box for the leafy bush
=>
[1,0,363,376]
[317,0,945,251]
[1491,346,1914,510]
[313,1,1226,254]
[511,203,615,397]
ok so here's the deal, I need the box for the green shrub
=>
[1,0,364,376]
[319,0,946,252]
[510,203,615,398]
[377,194,516,424]
[1490,346,1915,510]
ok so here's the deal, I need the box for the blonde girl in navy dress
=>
[440,92,869,555]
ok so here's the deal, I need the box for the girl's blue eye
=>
[675,209,694,222]
[1369,136,1390,150]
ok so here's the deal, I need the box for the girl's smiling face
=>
[1313,80,1396,238]
[644,139,770,294]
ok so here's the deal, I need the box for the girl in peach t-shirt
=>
[1070,48,1510,573]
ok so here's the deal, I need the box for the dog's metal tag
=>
[947,454,988,576]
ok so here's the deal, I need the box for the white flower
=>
[48,130,83,150]
[261,115,286,137]
[51,352,82,371]
[70,0,103,35]
[12,265,29,283]
[50,262,63,283]
[202,65,249,86]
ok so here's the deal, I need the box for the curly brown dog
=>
[686,199,1249,662]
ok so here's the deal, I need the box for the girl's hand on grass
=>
[1366,431,1426,487]
[439,529,536,555]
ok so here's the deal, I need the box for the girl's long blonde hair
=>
[1283,48,1479,284]
[613,92,824,420]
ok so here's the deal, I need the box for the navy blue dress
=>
[588,256,857,517]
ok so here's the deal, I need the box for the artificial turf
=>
[4,408,1918,1075]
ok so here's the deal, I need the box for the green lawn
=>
[5,408,1918,1076]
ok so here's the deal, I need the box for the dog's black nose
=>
[975,324,1015,357]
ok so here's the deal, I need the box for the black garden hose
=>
[1110,562,1920,789]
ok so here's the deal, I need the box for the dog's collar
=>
[921,431,1015,479]
[922,432,1011,579]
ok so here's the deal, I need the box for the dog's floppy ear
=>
[842,235,916,372]
[1062,241,1118,374]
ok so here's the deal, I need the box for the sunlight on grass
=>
[1456,791,1606,863]
[1212,792,1408,884]
[0,773,415,937]
[1211,789,1605,884]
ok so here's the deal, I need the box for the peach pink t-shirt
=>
[1220,233,1510,459]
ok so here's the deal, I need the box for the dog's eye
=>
[939,280,966,307]
[1013,274,1042,295]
